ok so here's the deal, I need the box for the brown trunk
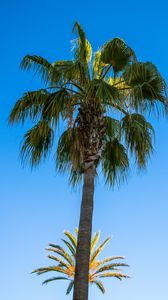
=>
[73,166,95,300]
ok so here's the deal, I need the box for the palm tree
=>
[32,230,129,295]
[9,22,167,300]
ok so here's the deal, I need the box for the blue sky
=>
[0,0,168,299]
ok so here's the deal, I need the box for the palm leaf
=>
[21,120,54,166]
[101,138,129,186]
[42,88,71,124]
[101,37,136,74]
[47,244,74,266]
[66,280,74,295]
[122,113,154,168]
[98,256,125,266]
[48,255,69,268]
[43,276,69,285]
[20,55,52,83]
[32,266,67,275]
[123,62,167,113]
[98,272,130,280]
[9,89,49,124]
[91,280,105,294]
[64,231,77,249]
[73,22,92,64]
[92,51,105,79]
[62,239,76,257]
[93,262,129,275]
[90,237,111,263]
[90,231,100,254]
[104,116,121,141]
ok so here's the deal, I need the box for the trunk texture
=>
[73,166,95,300]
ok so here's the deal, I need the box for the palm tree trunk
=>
[73,165,95,300]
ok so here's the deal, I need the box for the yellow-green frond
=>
[90,237,111,263]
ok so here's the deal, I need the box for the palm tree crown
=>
[9,22,167,185]
[32,230,129,294]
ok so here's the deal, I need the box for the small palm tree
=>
[32,230,129,295]
[9,22,167,300]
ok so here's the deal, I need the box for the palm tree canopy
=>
[9,22,168,186]
[32,230,129,295]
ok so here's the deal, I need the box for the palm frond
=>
[42,88,72,124]
[98,256,125,266]
[21,120,54,166]
[90,237,111,263]
[56,127,83,173]
[62,239,76,257]
[64,231,77,249]
[104,116,121,141]
[123,62,167,113]
[94,79,119,104]
[101,138,129,186]
[47,245,74,266]
[9,89,49,124]
[48,255,70,268]
[101,37,137,74]
[93,262,129,275]
[66,280,74,295]
[20,55,52,83]
[92,51,105,79]
[43,276,69,285]
[98,272,130,280]
[90,231,100,254]
[91,280,105,293]
[72,22,92,64]
[122,113,154,168]
[32,266,67,275]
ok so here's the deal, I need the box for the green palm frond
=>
[101,37,137,74]
[9,89,49,124]
[42,88,71,124]
[56,127,83,173]
[104,116,121,141]
[94,79,119,103]
[43,277,69,285]
[122,113,154,168]
[101,138,129,185]
[91,280,105,294]
[20,55,52,83]
[123,62,167,113]
[66,281,74,295]
[21,120,54,166]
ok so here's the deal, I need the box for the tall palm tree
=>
[9,22,167,300]
[32,230,129,295]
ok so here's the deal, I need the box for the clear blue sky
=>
[0,0,168,299]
